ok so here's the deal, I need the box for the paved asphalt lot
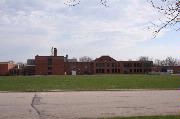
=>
[0,90,179,119]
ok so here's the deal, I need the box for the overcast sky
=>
[0,0,179,62]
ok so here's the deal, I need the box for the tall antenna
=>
[51,47,54,56]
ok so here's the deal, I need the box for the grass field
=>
[102,115,180,119]
[0,75,179,91]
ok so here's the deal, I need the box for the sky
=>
[0,0,179,62]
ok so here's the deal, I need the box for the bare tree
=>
[79,56,93,62]
[64,0,109,7]
[67,57,78,62]
[154,59,167,66]
[164,56,178,66]
[64,0,80,6]
[154,59,162,66]
[148,0,180,37]
[161,60,167,66]
[64,0,180,37]
[153,56,179,66]
[138,56,152,61]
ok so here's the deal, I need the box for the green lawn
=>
[101,115,180,119]
[0,75,179,91]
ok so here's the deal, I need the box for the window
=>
[124,63,127,67]
[127,63,132,67]
[102,69,104,73]
[96,63,98,67]
[124,63,132,67]
[134,63,137,67]
[48,58,52,65]
[96,63,105,68]
[112,69,114,73]
[48,66,52,70]
[137,63,142,67]
[102,63,105,67]
[115,69,117,73]
[107,69,110,73]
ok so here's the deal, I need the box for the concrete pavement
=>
[0,90,179,119]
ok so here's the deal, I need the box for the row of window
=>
[96,63,152,68]
[129,69,152,73]
[96,68,152,73]
[124,63,153,68]
[96,63,120,68]
[129,69,142,73]
[124,63,143,67]
[96,69,121,73]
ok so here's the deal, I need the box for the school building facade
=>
[0,48,153,75]
[30,48,153,75]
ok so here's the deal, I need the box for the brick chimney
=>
[54,48,57,56]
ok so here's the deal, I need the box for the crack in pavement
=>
[31,93,41,119]
[31,93,59,119]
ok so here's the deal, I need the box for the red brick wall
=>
[35,56,64,75]
[34,55,153,75]
[152,66,180,74]
[52,57,64,75]
[0,64,8,75]
[35,56,48,75]
[65,62,94,75]
[93,61,122,74]
[121,61,153,74]
[93,60,152,74]
[0,63,16,76]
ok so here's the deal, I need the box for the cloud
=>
[0,0,169,62]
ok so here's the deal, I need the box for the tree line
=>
[75,56,180,67]
[139,56,180,66]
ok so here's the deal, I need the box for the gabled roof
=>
[94,56,116,62]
